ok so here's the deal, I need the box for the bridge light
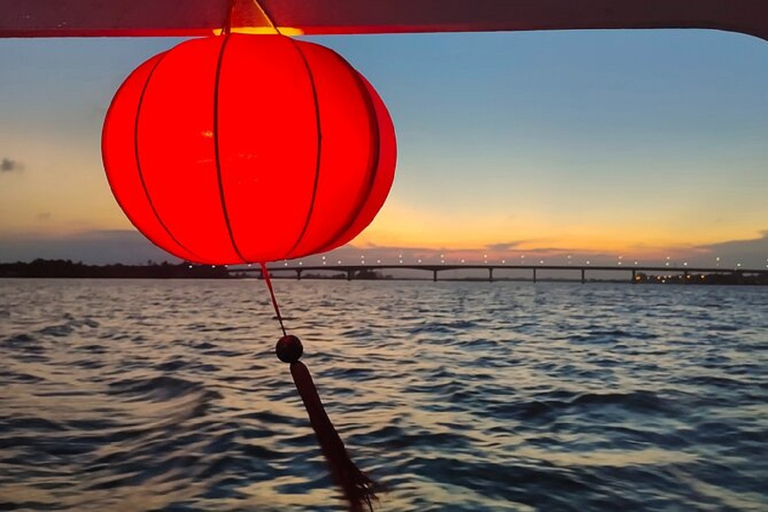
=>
[417,259,422,263]
[461,259,465,263]
[502,260,506,264]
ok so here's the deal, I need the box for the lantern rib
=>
[315,64,382,254]
[212,34,248,264]
[285,40,323,259]
[133,54,203,263]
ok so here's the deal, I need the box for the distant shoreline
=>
[0,259,231,279]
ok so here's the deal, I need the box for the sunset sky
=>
[1,29,767,267]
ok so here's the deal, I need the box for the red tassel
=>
[265,267,378,511]
[290,360,378,512]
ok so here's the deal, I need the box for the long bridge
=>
[230,264,768,284]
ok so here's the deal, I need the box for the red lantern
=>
[102,34,396,265]
[102,34,396,511]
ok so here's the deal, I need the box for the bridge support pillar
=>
[683,270,689,284]
[433,270,438,282]
[581,269,585,284]
[533,268,537,283]
[296,269,302,280]
[346,270,353,281]
[489,268,494,282]
[631,269,636,284]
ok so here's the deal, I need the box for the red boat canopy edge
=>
[1,0,767,42]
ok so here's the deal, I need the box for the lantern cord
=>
[222,0,236,35]
[259,263,287,337]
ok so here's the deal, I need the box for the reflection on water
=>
[1,278,767,511]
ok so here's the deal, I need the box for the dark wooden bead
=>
[275,334,303,363]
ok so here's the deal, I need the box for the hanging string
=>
[259,263,287,337]
[251,0,282,35]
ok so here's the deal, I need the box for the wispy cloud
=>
[484,241,527,252]
[693,230,768,265]
[1,158,23,173]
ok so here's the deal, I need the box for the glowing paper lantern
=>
[102,34,396,265]
[102,34,397,511]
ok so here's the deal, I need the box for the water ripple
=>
[0,279,766,510]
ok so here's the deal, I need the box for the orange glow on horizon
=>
[353,199,764,260]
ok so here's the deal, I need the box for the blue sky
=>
[1,29,767,267]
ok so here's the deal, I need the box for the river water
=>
[1,278,766,511]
